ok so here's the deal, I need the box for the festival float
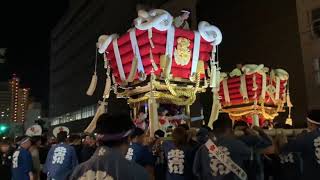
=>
[84,9,222,135]
[209,64,293,128]
[83,9,292,135]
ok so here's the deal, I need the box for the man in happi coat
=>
[151,129,166,180]
[126,127,154,177]
[193,114,251,180]
[233,120,273,180]
[11,136,34,180]
[163,127,194,180]
[70,113,149,180]
[278,109,320,180]
[44,130,78,180]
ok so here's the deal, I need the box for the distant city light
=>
[0,125,7,131]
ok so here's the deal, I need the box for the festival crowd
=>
[1,109,320,180]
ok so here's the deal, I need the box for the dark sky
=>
[0,1,68,109]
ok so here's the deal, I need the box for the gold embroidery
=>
[79,170,114,180]
[174,38,191,66]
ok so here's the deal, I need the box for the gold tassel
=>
[86,72,97,96]
[285,116,292,126]
[127,56,138,82]
[84,101,107,133]
[160,55,167,70]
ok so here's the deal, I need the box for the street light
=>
[0,126,7,131]
[0,125,7,132]
[0,124,9,135]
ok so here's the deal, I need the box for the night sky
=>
[0,1,68,110]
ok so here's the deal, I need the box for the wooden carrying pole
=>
[148,92,159,137]
[185,105,191,127]
[234,128,307,137]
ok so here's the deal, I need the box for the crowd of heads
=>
[1,109,319,180]
[1,109,319,153]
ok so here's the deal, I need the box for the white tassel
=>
[86,48,98,96]
[104,53,109,69]
[208,92,221,129]
[164,55,172,79]
[215,70,221,88]
[286,83,293,126]
[286,90,293,108]
[84,101,107,133]
[86,72,97,96]
[112,75,118,94]
[252,114,260,127]
[210,64,217,88]
[103,76,112,99]
[127,57,138,82]
[285,116,292,126]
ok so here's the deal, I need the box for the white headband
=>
[19,137,30,145]
[307,117,320,125]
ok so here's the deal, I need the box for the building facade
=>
[8,75,30,123]
[9,76,19,122]
[296,0,320,110]
[49,0,138,130]
[0,82,11,122]
[24,102,42,130]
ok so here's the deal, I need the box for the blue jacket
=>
[11,147,33,180]
[44,143,78,179]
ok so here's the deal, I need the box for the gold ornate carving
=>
[174,37,191,66]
